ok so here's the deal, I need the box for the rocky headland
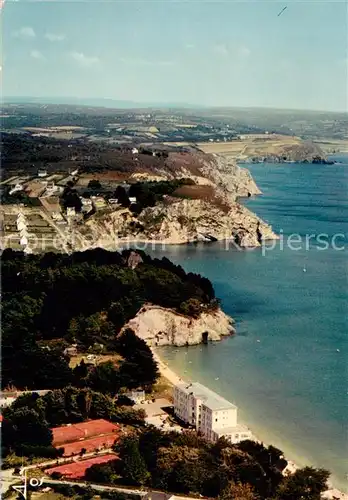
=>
[122,303,235,347]
[75,151,278,249]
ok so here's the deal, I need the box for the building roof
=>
[39,196,61,213]
[214,424,251,436]
[60,433,119,456]
[45,453,117,479]
[176,382,237,411]
[51,419,119,446]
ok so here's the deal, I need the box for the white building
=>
[81,197,93,212]
[125,390,145,404]
[66,207,76,217]
[0,390,50,408]
[132,147,139,155]
[9,183,23,195]
[20,235,28,246]
[173,382,252,444]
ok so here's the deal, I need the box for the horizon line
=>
[2,96,347,114]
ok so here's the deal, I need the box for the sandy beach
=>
[152,348,347,500]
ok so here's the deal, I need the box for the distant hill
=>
[3,96,205,110]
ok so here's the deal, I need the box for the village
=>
[0,147,145,254]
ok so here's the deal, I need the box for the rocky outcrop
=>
[165,151,261,201]
[77,198,277,249]
[199,154,262,200]
[72,151,278,250]
[248,141,330,164]
[136,198,276,246]
[124,250,143,269]
[122,303,235,346]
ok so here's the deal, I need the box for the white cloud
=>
[70,51,100,68]
[185,43,195,50]
[214,44,229,57]
[13,26,36,39]
[45,32,65,42]
[30,50,45,60]
[238,46,251,58]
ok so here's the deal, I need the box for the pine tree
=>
[119,436,150,486]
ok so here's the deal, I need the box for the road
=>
[39,210,71,253]
[0,449,114,495]
[43,478,170,500]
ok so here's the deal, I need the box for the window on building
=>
[215,418,218,422]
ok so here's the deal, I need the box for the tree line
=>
[85,427,330,500]
[2,385,146,460]
[2,248,214,390]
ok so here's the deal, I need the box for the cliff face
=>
[137,199,276,246]
[198,154,261,200]
[247,140,329,163]
[122,303,235,346]
[77,198,276,248]
[164,151,261,200]
[74,152,277,249]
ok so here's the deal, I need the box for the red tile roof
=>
[45,454,118,479]
[51,419,119,446]
[60,434,119,457]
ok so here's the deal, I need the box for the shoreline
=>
[152,347,347,500]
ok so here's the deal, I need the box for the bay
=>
[145,156,348,491]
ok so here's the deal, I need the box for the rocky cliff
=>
[76,197,276,248]
[122,303,235,346]
[74,152,277,249]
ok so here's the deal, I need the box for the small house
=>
[91,197,107,210]
[9,183,23,195]
[125,390,145,404]
[129,197,137,204]
[64,346,78,357]
[20,235,28,246]
[132,147,139,155]
[67,207,76,217]
[38,169,48,178]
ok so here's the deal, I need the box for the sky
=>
[1,0,347,111]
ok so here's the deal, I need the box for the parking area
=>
[134,398,182,432]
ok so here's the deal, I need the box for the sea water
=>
[147,156,348,491]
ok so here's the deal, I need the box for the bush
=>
[179,298,202,318]
[88,179,102,189]
[50,471,63,479]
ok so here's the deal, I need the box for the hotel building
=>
[173,381,252,444]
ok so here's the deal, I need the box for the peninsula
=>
[1,133,277,252]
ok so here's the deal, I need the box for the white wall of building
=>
[173,382,249,443]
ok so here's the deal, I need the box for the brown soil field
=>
[77,172,131,186]
[23,126,86,132]
[173,184,230,213]
[173,184,215,200]
[314,139,348,153]
[197,136,301,157]
[69,353,123,368]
